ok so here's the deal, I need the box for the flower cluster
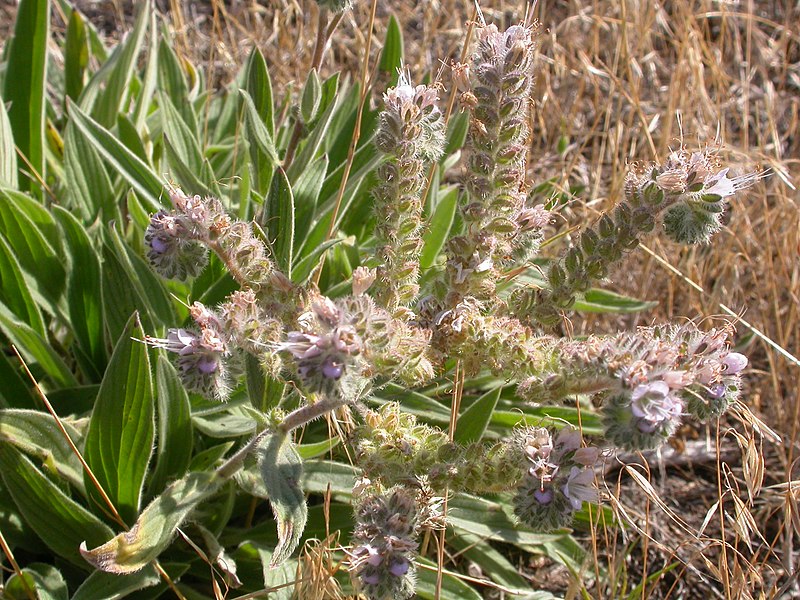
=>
[446,22,550,302]
[349,488,420,600]
[511,148,759,327]
[278,295,364,399]
[146,302,232,399]
[512,428,600,532]
[372,78,446,313]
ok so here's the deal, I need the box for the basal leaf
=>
[71,565,161,600]
[67,99,163,212]
[263,167,294,275]
[0,304,78,389]
[0,408,84,489]
[239,89,279,165]
[83,313,154,525]
[53,206,107,378]
[2,0,50,196]
[91,0,150,127]
[80,471,222,573]
[0,445,114,567]
[379,15,404,86]
[574,288,658,314]
[0,189,66,305]
[149,356,193,495]
[63,120,117,221]
[0,95,18,188]
[0,233,45,336]
[64,8,89,103]
[159,91,202,173]
[245,48,274,136]
[292,154,328,244]
[4,563,67,600]
[454,385,502,444]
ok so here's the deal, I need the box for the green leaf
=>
[2,0,50,196]
[149,356,193,495]
[67,99,163,212]
[257,433,308,567]
[245,354,285,412]
[245,48,274,136]
[101,224,174,340]
[574,288,658,313]
[420,185,458,270]
[443,110,469,158]
[0,189,67,305]
[0,304,79,389]
[454,386,501,444]
[300,68,322,124]
[290,238,342,285]
[415,557,483,600]
[0,445,114,567]
[0,95,18,188]
[379,15,404,86]
[80,471,222,573]
[263,167,294,274]
[53,207,107,377]
[292,154,328,244]
[90,0,150,127]
[63,120,117,221]
[4,563,67,600]
[0,408,84,489]
[64,8,89,103]
[156,38,196,133]
[0,233,45,336]
[71,565,161,600]
[448,493,564,546]
[301,459,358,497]
[0,350,38,409]
[296,437,340,460]
[83,313,154,525]
[159,91,202,173]
[239,89,279,165]
[287,78,339,184]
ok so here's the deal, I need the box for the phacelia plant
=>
[79,15,758,600]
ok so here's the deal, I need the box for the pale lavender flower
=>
[561,467,597,510]
[630,381,683,432]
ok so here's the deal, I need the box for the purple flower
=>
[561,467,597,510]
[722,352,748,374]
[631,381,683,431]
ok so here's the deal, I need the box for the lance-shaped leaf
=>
[149,356,193,494]
[454,386,502,444]
[83,313,154,525]
[81,471,222,573]
[0,409,84,489]
[0,445,114,567]
[257,432,308,568]
[3,0,50,196]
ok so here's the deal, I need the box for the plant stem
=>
[283,7,343,169]
[279,395,348,433]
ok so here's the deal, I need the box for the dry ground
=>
[2,0,798,597]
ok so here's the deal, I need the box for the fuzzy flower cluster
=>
[511,147,759,327]
[146,302,232,399]
[447,22,551,301]
[349,488,420,600]
[512,428,600,532]
[278,295,363,399]
[372,78,446,313]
